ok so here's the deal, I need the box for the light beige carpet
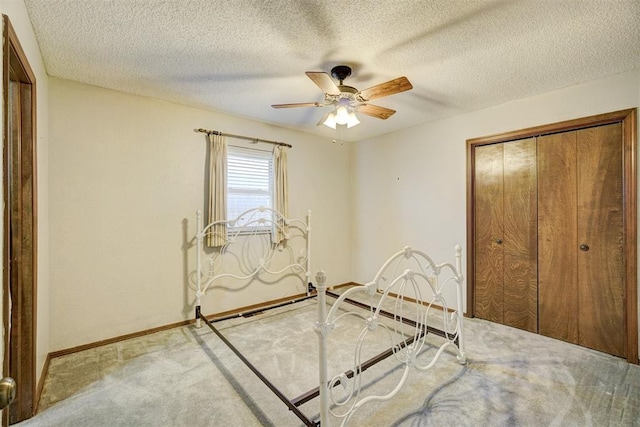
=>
[18,299,640,426]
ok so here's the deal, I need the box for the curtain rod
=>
[195,128,292,148]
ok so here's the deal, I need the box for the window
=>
[227,145,273,225]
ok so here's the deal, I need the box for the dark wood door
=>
[576,123,625,357]
[538,123,625,357]
[7,80,36,424]
[3,16,37,424]
[502,139,537,332]
[474,138,537,331]
[467,109,637,364]
[474,143,504,323]
[538,131,579,343]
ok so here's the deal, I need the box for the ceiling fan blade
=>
[358,76,413,101]
[305,72,341,95]
[271,102,325,109]
[357,104,396,120]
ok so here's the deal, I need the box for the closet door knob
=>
[495,239,503,245]
[0,377,15,410]
[580,244,590,252]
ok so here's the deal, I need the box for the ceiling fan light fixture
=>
[323,106,360,129]
[346,111,360,128]
[335,106,350,125]
[322,112,338,129]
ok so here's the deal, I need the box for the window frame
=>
[226,145,274,234]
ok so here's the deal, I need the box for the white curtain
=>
[273,145,289,244]
[207,133,227,247]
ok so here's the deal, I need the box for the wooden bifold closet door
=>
[470,116,633,361]
[474,138,538,332]
[538,123,625,357]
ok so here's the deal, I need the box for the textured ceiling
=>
[24,0,640,142]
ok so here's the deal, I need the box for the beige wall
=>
[0,0,50,385]
[351,68,640,351]
[49,69,640,354]
[48,78,352,351]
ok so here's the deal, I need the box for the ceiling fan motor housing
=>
[327,65,358,103]
[331,65,352,84]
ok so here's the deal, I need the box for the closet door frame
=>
[466,108,638,364]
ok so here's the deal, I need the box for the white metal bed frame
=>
[194,206,312,328]
[314,246,466,426]
[193,207,466,426]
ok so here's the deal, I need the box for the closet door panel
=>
[538,132,579,343]
[503,138,538,332]
[474,144,504,323]
[576,123,625,357]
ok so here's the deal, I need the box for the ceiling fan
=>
[271,65,413,128]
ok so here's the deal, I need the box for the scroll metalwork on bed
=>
[315,245,466,426]
[193,207,311,326]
